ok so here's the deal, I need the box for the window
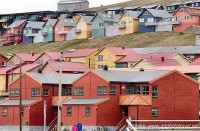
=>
[147,18,154,23]
[85,107,90,116]
[62,88,72,96]
[43,89,49,96]
[143,11,150,15]
[15,89,19,96]
[139,18,144,23]
[10,90,15,96]
[191,9,196,13]
[152,108,158,117]
[126,86,133,94]
[98,55,103,61]
[98,65,104,69]
[21,107,24,117]
[110,87,116,95]
[152,85,158,98]
[76,57,84,61]
[49,27,53,32]
[2,108,7,116]
[31,88,40,96]
[142,86,149,95]
[97,86,108,95]
[134,86,140,94]
[67,107,72,116]
[74,87,84,96]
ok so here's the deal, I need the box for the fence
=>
[0,126,49,131]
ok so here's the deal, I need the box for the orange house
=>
[54,18,76,42]
[173,6,200,32]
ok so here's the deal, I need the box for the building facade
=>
[57,0,89,11]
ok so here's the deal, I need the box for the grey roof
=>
[97,13,120,22]
[63,98,107,105]
[94,70,170,83]
[123,6,140,10]
[27,73,82,85]
[0,100,37,106]
[132,46,200,55]
[46,19,58,27]
[27,21,45,29]
[127,11,141,19]
[59,18,76,26]
[81,16,94,24]
[140,4,158,9]
[8,19,26,28]
[106,7,123,11]
[147,9,172,18]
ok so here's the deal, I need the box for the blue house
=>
[23,21,45,44]
[138,9,173,33]
[43,19,58,43]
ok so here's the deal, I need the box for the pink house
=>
[173,6,200,32]
[54,18,76,42]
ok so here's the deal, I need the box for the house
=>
[139,4,164,12]
[138,9,174,32]
[75,16,94,39]
[1,20,27,46]
[54,18,76,42]
[115,52,191,68]
[43,19,58,43]
[61,69,199,130]
[0,72,81,127]
[35,52,62,65]
[91,13,120,38]
[6,53,39,65]
[132,46,200,62]
[105,7,124,15]
[23,21,45,44]
[166,3,182,14]
[42,61,88,74]
[0,54,8,66]
[95,47,136,69]
[173,6,200,32]
[118,11,141,35]
[64,48,99,69]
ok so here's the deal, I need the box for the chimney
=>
[161,57,165,62]
[32,53,34,56]
[139,68,144,72]
[38,68,42,73]
[103,65,108,71]
[122,47,125,50]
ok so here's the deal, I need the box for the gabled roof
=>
[59,18,76,27]
[8,19,27,28]
[81,16,94,24]
[105,7,123,11]
[7,53,40,63]
[123,6,140,10]
[92,13,120,22]
[145,9,172,18]
[44,52,62,60]
[44,61,88,72]
[44,19,58,27]
[104,47,136,56]
[173,6,200,16]
[120,11,141,19]
[0,100,38,106]
[93,70,170,83]
[191,57,200,65]
[27,21,45,29]
[62,98,109,105]
[8,63,40,74]
[64,49,97,58]
[136,58,181,66]
[26,72,82,85]
[0,66,17,75]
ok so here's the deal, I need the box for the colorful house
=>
[91,13,120,38]
[95,47,136,69]
[75,16,93,39]
[42,61,88,74]
[35,52,62,65]
[1,19,27,45]
[23,21,45,44]
[43,19,58,43]
[61,69,199,130]
[5,53,39,65]
[138,9,174,32]
[119,11,140,35]
[116,52,191,68]
[0,54,8,66]
[64,48,99,69]
[54,18,76,42]
[173,6,200,32]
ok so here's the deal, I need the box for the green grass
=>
[0,32,196,55]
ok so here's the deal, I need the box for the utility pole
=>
[19,62,22,131]
[89,58,91,69]
[57,53,63,131]
[44,100,47,131]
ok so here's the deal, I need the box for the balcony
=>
[119,25,126,29]
[119,95,152,106]
[52,96,72,106]
[145,21,181,26]
[58,31,69,35]
[0,19,7,23]
[75,28,81,33]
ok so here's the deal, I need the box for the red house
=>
[61,70,199,130]
[173,6,200,32]
[2,20,27,46]
[0,54,7,66]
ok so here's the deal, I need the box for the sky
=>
[0,0,128,14]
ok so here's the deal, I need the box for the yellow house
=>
[95,47,136,69]
[132,52,191,68]
[119,11,140,35]
[64,48,99,69]
[74,16,94,39]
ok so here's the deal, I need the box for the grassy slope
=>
[0,32,195,55]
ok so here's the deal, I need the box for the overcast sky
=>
[0,0,128,14]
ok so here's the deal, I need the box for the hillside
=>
[0,32,195,55]
[84,0,196,12]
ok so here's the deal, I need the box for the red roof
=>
[8,63,40,74]
[0,66,16,75]
[142,58,181,66]
[45,52,62,60]
[15,53,40,62]
[106,47,136,56]
[173,6,200,16]
[64,49,97,57]
[46,61,89,73]
[116,52,177,63]
[190,57,200,65]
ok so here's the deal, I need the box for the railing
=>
[145,21,181,26]
[119,95,152,106]
[48,117,57,131]
[116,117,127,131]
[58,31,69,35]
[119,25,126,29]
